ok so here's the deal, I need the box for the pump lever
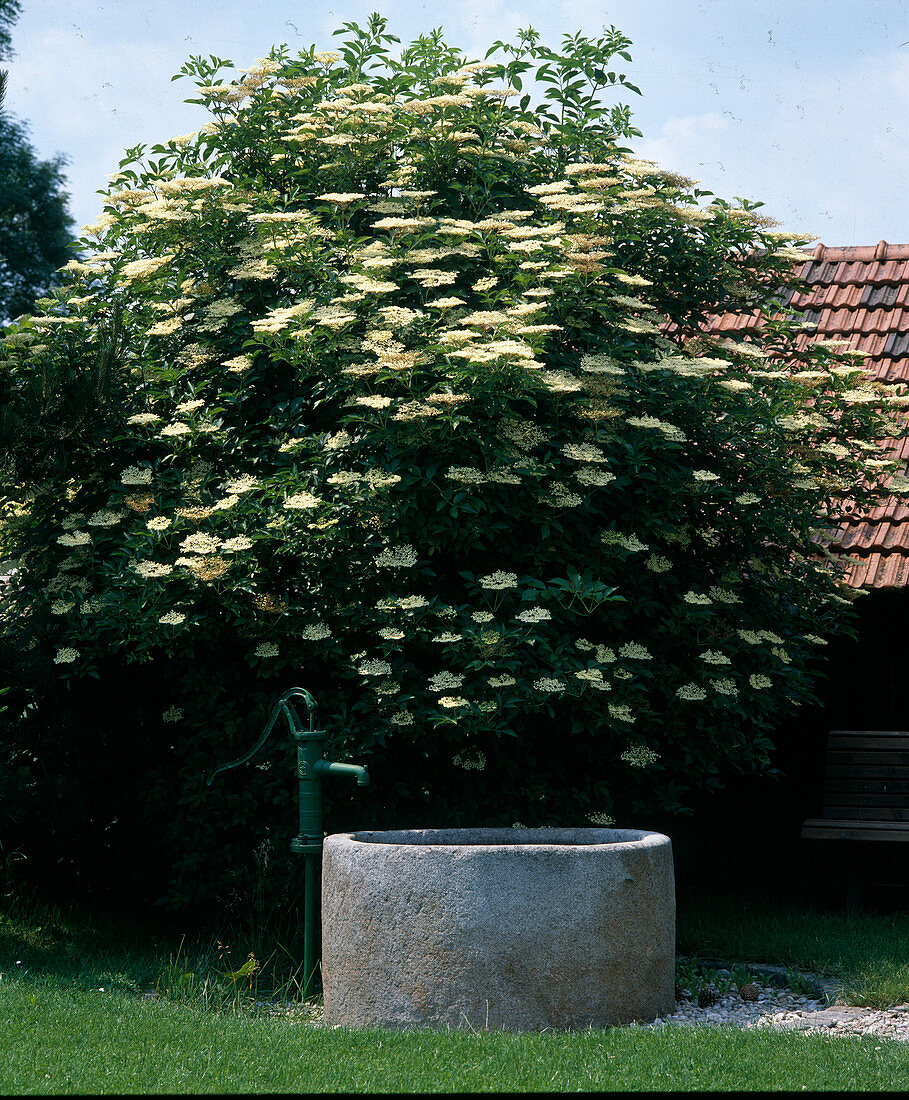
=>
[207,686,318,785]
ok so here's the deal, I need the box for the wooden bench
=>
[801,730,909,908]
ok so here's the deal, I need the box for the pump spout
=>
[314,760,370,786]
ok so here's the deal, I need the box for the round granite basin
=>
[321,827,675,1031]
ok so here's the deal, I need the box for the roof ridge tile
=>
[805,242,909,265]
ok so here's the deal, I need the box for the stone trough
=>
[321,827,675,1030]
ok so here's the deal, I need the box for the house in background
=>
[670,243,909,904]
[704,241,909,730]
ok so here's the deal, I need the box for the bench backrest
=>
[820,730,909,822]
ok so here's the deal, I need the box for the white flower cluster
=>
[453,750,486,771]
[580,353,625,375]
[429,671,464,691]
[119,255,173,282]
[132,561,173,578]
[682,591,712,605]
[57,531,91,547]
[326,470,362,487]
[500,420,546,450]
[221,536,254,552]
[515,607,551,623]
[121,465,153,485]
[284,492,322,510]
[376,544,418,568]
[222,475,260,493]
[446,467,487,483]
[700,650,731,665]
[479,571,518,590]
[620,744,659,767]
[300,624,332,640]
[180,533,221,555]
[561,442,608,463]
[349,395,394,410]
[533,677,566,692]
[544,482,583,508]
[158,611,186,625]
[379,595,428,611]
[574,467,615,488]
[358,659,392,676]
[487,468,523,485]
[625,416,687,443]
[160,423,191,438]
[574,669,609,691]
[602,531,648,552]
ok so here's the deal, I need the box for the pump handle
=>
[206,686,318,785]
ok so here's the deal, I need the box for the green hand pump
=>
[207,686,369,997]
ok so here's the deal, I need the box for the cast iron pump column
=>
[207,686,369,997]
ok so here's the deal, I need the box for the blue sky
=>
[5,0,909,245]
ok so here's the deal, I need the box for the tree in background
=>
[0,0,74,322]
[0,117,74,321]
[0,14,904,912]
[0,0,21,61]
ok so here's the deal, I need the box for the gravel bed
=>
[643,980,909,1042]
[254,980,909,1041]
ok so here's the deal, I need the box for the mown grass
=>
[2,887,909,1093]
[4,979,909,1094]
[676,892,909,1008]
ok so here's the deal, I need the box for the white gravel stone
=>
[642,979,909,1042]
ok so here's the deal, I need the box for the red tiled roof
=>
[702,241,909,589]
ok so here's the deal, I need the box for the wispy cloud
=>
[634,113,731,182]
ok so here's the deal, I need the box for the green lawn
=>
[4,980,909,1094]
[676,892,909,1008]
[2,889,909,1093]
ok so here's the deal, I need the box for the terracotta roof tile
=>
[790,284,909,311]
[696,241,909,589]
[799,259,909,287]
[825,522,909,552]
[883,436,909,460]
[801,307,909,335]
[838,553,909,589]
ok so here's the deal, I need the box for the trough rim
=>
[325,826,672,851]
